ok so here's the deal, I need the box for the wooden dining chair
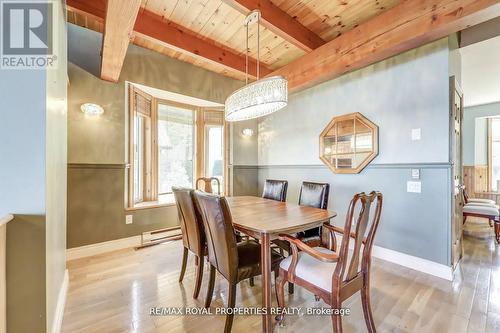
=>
[276,191,383,333]
[193,191,283,333]
[262,179,288,202]
[196,177,221,195]
[172,187,207,299]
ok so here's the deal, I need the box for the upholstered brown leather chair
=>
[193,191,282,333]
[262,179,288,202]
[276,191,383,333]
[172,187,206,299]
[296,181,330,246]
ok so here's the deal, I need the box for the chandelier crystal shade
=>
[225,76,288,121]
[225,10,288,122]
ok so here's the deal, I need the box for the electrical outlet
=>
[125,215,133,224]
[407,181,421,193]
[411,169,420,180]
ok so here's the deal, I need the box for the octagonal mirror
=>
[319,112,378,174]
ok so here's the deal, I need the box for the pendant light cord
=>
[245,10,261,85]
[245,18,249,85]
[257,13,260,80]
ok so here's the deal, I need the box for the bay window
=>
[127,85,227,208]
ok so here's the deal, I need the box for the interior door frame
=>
[449,76,464,269]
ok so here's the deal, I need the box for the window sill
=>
[125,194,176,211]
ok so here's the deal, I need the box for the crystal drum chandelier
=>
[225,10,288,122]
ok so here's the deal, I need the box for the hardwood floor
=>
[62,235,500,333]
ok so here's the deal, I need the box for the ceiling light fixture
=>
[80,103,104,116]
[225,10,288,122]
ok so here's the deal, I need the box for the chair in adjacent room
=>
[172,187,207,299]
[276,191,383,333]
[262,179,288,202]
[193,191,283,333]
[463,187,496,206]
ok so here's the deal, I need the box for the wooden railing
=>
[0,214,13,333]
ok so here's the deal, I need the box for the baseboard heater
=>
[137,226,182,249]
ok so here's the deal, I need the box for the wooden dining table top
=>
[225,196,337,234]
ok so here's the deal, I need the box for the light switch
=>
[411,128,421,141]
[407,181,421,193]
[411,169,420,179]
[126,215,133,224]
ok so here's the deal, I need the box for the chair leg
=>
[331,295,343,333]
[193,255,204,299]
[179,247,188,282]
[275,272,287,325]
[205,265,216,308]
[314,295,320,302]
[249,277,255,286]
[361,275,376,333]
[288,282,294,294]
[224,282,237,333]
[495,222,500,244]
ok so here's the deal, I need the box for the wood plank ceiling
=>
[66,0,500,91]
[66,0,400,81]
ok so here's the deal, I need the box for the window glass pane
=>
[492,119,500,191]
[205,125,224,191]
[134,115,144,203]
[157,103,194,194]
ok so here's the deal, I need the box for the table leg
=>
[261,232,273,333]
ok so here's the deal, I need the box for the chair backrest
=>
[172,187,205,256]
[334,192,383,285]
[193,191,238,282]
[262,179,288,202]
[196,177,221,195]
[298,181,330,209]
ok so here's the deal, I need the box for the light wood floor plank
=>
[62,234,500,332]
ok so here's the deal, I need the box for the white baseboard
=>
[371,245,453,281]
[52,269,69,333]
[66,235,453,281]
[66,236,142,261]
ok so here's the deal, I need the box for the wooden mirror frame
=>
[319,112,378,174]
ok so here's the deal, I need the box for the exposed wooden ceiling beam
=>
[269,0,500,93]
[133,10,272,79]
[66,0,271,80]
[100,0,141,82]
[222,0,326,52]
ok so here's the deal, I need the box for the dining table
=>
[225,196,337,333]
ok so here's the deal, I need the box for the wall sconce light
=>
[81,103,104,116]
[242,128,254,137]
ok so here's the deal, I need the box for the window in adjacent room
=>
[489,118,500,191]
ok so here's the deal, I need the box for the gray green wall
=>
[232,39,454,265]
[463,102,500,166]
[67,24,242,248]
[0,2,68,332]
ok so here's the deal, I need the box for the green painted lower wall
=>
[7,215,46,333]
[67,165,178,248]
